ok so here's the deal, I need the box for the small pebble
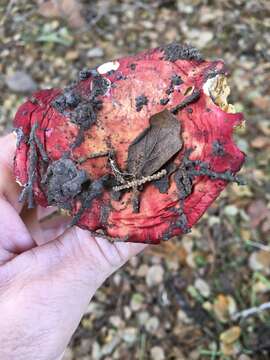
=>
[77,339,91,356]
[91,342,102,360]
[121,327,138,344]
[5,71,37,93]
[145,316,159,333]
[87,47,104,58]
[177,309,193,325]
[224,205,238,217]
[112,273,122,286]
[137,264,149,277]
[101,335,121,355]
[150,346,165,360]
[238,355,252,360]
[137,311,150,326]
[109,315,125,328]
[194,278,211,298]
[123,305,132,320]
[130,293,144,311]
[146,265,164,287]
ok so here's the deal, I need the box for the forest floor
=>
[1,1,270,359]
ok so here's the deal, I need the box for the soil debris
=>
[135,95,148,112]
[42,157,88,209]
[162,42,204,63]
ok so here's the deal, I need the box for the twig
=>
[232,301,270,320]
[171,89,200,114]
[245,240,270,252]
[76,150,111,164]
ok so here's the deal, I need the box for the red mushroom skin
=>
[13,43,245,244]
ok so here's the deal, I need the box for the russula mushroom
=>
[13,43,245,244]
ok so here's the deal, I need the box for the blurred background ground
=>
[1,0,270,359]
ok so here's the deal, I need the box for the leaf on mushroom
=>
[127,109,182,178]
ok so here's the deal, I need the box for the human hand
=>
[0,133,146,360]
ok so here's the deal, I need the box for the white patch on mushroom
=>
[203,76,218,96]
[16,179,23,187]
[97,61,120,74]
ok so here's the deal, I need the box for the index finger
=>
[0,133,23,212]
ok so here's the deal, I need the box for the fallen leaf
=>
[240,229,251,241]
[65,50,80,61]
[252,95,270,111]
[36,0,86,29]
[213,294,237,322]
[262,218,270,233]
[258,120,270,136]
[248,200,270,228]
[251,136,270,149]
[147,239,187,263]
[220,341,240,357]
[249,250,270,274]
[127,109,182,177]
[220,326,241,345]
[36,26,73,46]
[231,182,252,198]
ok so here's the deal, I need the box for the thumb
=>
[6,226,146,290]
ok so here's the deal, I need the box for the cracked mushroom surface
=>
[13,43,245,244]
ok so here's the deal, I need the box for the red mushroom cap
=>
[13,43,245,244]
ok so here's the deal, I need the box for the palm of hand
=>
[0,134,146,360]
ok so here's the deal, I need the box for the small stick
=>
[171,89,200,114]
[245,240,270,252]
[76,150,111,164]
[232,302,270,320]
[34,131,49,162]
[19,122,39,208]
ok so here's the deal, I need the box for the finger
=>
[6,226,146,292]
[43,226,145,281]
[0,197,35,254]
[22,207,70,246]
[0,161,23,214]
[39,214,71,244]
[0,247,16,265]
[37,206,59,221]
[0,133,26,214]
[0,133,17,170]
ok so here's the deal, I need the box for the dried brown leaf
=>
[147,239,187,263]
[252,95,270,111]
[251,136,270,149]
[248,200,270,228]
[36,0,86,28]
[220,326,241,345]
[127,109,182,177]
